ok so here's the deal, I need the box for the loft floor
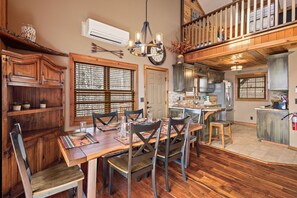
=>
[209,124,297,165]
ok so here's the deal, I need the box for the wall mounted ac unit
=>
[82,18,129,46]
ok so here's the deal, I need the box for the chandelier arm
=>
[145,0,148,21]
[146,22,153,41]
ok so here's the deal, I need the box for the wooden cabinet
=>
[256,109,289,145]
[1,50,66,197]
[173,63,194,92]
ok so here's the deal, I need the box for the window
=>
[236,73,267,101]
[70,53,138,126]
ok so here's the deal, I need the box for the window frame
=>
[235,72,268,102]
[70,53,138,126]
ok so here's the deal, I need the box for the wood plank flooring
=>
[53,145,297,198]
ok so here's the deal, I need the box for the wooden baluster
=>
[235,2,239,37]
[241,0,245,36]
[215,12,218,43]
[230,5,233,39]
[202,17,205,46]
[247,0,250,34]
[260,0,263,30]
[225,7,228,40]
[182,27,185,42]
[185,26,188,42]
[253,0,257,33]
[220,10,223,42]
[206,16,209,46]
[292,0,296,22]
[198,19,202,47]
[209,14,214,44]
[275,0,278,26]
[191,24,195,46]
[283,0,287,24]
[267,0,271,28]
[195,21,198,47]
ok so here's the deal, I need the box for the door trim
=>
[144,65,169,117]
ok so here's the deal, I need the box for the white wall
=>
[224,65,269,124]
[8,0,180,130]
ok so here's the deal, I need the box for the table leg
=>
[87,159,97,198]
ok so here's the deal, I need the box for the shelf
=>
[0,28,68,57]
[7,107,63,116]
[7,81,64,89]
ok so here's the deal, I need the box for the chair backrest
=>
[10,123,33,197]
[124,109,144,122]
[128,120,162,173]
[92,111,118,127]
[184,108,202,124]
[165,116,191,158]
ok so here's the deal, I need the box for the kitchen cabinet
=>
[268,53,289,90]
[173,63,194,92]
[256,109,289,145]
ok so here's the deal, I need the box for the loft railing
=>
[182,0,297,50]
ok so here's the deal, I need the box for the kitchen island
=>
[169,104,225,142]
[255,108,289,145]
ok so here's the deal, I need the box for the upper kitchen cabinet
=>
[207,69,224,83]
[173,63,194,92]
[268,53,289,90]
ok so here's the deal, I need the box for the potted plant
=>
[167,39,194,64]
[22,101,31,110]
[12,102,22,111]
[40,99,47,108]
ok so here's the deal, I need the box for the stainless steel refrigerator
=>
[209,80,234,122]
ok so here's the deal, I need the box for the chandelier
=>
[231,62,243,71]
[128,0,163,57]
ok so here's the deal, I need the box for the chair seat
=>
[31,163,84,196]
[157,144,181,159]
[210,120,230,127]
[108,154,152,174]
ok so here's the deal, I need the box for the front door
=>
[145,67,167,118]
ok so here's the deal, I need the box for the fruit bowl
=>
[70,132,87,140]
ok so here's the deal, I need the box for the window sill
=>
[236,98,268,102]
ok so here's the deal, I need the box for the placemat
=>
[60,133,98,149]
[97,124,120,132]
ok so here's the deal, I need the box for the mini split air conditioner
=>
[82,18,129,47]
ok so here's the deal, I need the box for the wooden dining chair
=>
[92,111,118,127]
[124,109,144,122]
[92,111,127,188]
[184,108,203,157]
[10,123,84,198]
[157,116,191,192]
[108,120,162,198]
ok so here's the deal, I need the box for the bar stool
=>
[208,120,233,148]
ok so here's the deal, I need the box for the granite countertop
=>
[170,104,225,112]
[254,107,288,111]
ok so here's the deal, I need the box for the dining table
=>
[58,120,203,198]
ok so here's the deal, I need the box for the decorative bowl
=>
[70,132,87,140]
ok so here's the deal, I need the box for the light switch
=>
[140,97,144,102]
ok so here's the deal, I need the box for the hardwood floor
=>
[52,145,297,198]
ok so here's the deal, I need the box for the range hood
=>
[268,52,290,91]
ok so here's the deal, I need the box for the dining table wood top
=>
[58,122,203,167]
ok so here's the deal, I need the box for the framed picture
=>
[191,9,200,21]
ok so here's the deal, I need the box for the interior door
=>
[146,69,167,118]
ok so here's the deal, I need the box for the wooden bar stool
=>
[208,120,233,148]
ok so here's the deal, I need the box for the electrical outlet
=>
[295,98,297,104]
[140,97,144,102]
[250,116,253,120]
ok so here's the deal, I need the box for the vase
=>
[176,54,184,64]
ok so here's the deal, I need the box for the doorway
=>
[144,65,169,118]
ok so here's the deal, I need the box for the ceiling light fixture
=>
[231,62,243,71]
[128,0,163,57]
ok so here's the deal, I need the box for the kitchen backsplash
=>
[168,91,185,107]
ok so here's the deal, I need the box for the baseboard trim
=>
[288,146,297,151]
[234,121,256,128]
[260,140,288,148]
